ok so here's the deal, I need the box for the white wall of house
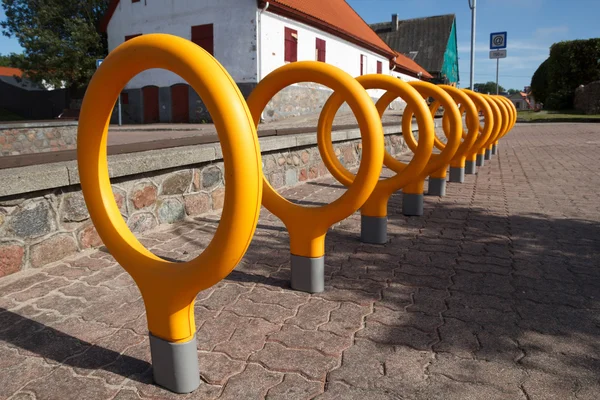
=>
[106,0,258,88]
[259,12,396,98]
[391,69,419,82]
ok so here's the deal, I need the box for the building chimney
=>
[392,14,399,31]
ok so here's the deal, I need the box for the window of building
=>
[285,27,298,62]
[132,0,140,3]
[316,38,326,62]
[125,33,142,41]
[377,61,383,74]
[360,55,367,75]
[191,24,214,56]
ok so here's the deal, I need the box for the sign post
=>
[489,32,507,95]
[97,58,122,126]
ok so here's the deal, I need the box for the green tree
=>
[1,0,109,88]
[507,89,521,95]
[474,81,505,94]
[0,53,13,66]
[531,58,549,105]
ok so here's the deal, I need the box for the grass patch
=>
[0,108,25,122]
[518,110,600,122]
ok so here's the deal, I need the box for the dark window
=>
[377,61,383,74]
[120,93,129,105]
[316,38,326,62]
[132,0,140,3]
[284,27,298,62]
[125,33,142,41]
[192,24,214,56]
[360,55,366,75]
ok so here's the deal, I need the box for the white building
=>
[101,0,431,123]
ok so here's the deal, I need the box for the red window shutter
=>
[377,61,383,74]
[316,38,326,62]
[360,55,365,75]
[284,27,298,62]
[192,24,214,56]
[125,33,142,41]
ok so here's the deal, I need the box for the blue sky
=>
[2,1,600,90]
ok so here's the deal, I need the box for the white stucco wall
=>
[259,12,397,98]
[106,0,258,88]
[391,69,419,82]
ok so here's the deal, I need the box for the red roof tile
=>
[260,0,396,58]
[0,67,23,78]
[392,52,433,79]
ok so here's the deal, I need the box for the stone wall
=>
[574,81,600,115]
[0,122,78,157]
[0,133,408,278]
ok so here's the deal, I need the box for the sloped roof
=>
[260,0,396,58]
[392,52,432,79]
[0,67,23,78]
[371,14,455,74]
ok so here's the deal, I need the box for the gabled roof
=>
[259,0,396,58]
[372,14,456,74]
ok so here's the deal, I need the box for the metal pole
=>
[496,58,499,95]
[118,94,122,126]
[469,0,476,90]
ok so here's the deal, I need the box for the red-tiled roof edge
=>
[391,54,433,80]
[260,0,396,59]
[0,67,23,78]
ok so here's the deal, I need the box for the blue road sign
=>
[96,59,104,69]
[490,32,507,50]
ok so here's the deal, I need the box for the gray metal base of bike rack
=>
[360,215,387,244]
[476,154,485,167]
[291,255,324,293]
[465,161,477,175]
[492,143,498,155]
[449,167,465,183]
[149,333,200,394]
[484,149,492,160]
[402,193,424,216]
[427,177,446,197]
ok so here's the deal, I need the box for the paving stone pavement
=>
[1,122,600,400]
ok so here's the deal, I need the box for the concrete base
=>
[465,161,477,175]
[427,178,446,197]
[291,255,324,293]
[449,167,465,183]
[476,154,485,167]
[361,215,388,244]
[492,143,498,155]
[402,193,424,216]
[149,334,200,394]
[484,149,492,160]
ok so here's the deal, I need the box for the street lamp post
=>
[469,0,476,90]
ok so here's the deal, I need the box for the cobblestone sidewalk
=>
[1,123,600,399]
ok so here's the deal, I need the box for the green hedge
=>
[531,38,600,110]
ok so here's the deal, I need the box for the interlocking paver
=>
[2,123,600,398]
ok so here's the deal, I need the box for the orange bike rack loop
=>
[484,95,510,162]
[475,94,503,167]
[318,74,434,244]
[493,95,517,155]
[395,81,462,216]
[77,34,263,393]
[462,89,494,175]
[427,85,480,185]
[246,62,384,293]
